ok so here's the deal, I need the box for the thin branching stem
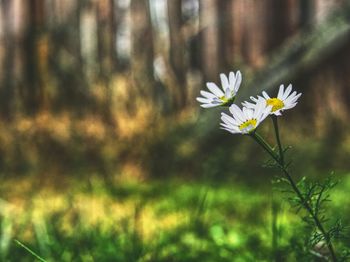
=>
[250,129,338,262]
[271,116,284,166]
[280,169,337,262]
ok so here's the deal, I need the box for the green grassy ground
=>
[1,174,349,262]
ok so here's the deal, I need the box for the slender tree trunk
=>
[218,0,234,68]
[245,0,268,67]
[97,0,117,77]
[265,0,285,50]
[200,0,221,80]
[96,0,118,123]
[111,0,118,69]
[20,0,45,115]
[0,0,15,119]
[299,0,314,29]
[231,0,244,63]
[130,0,155,99]
[167,0,187,108]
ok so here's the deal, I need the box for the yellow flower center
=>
[239,119,257,133]
[266,98,284,112]
[220,96,235,106]
[220,96,228,103]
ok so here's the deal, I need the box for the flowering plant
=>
[198,71,348,261]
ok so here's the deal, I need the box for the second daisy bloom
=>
[221,98,272,135]
[243,84,301,116]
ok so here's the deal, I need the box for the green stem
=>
[250,132,337,262]
[250,132,279,163]
[14,239,47,262]
[271,116,284,166]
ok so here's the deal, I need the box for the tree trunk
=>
[0,0,16,119]
[299,0,314,29]
[267,0,297,50]
[167,0,187,108]
[218,0,234,68]
[97,0,117,77]
[96,0,118,123]
[200,0,221,80]
[20,0,46,115]
[130,0,155,100]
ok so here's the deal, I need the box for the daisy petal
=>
[206,82,224,97]
[277,85,284,99]
[282,84,292,100]
[200,103,217,108]
[230,105,245,122]
[250,96,258,102]
[285,102,298,109]
[229,72,236,90]
[196,97,211,103]
[242,101,255,109]
[225,88,230,98]
[220,73,229,91]
[234,71,242,93]
[262,91,270,99]
[200,90,216,99]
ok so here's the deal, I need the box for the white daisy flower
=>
[220,98,271,135]
[242,84,302,116]
[196,71,242,108]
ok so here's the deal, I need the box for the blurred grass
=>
[1,173,349,261]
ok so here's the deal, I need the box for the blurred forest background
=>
[1,0,350,261]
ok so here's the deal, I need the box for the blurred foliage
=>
[0,101,349,181]
[1,174,350,261]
